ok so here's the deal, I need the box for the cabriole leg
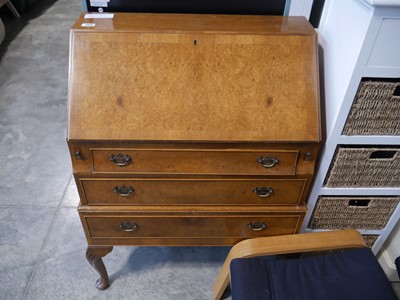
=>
[86,246,113,290]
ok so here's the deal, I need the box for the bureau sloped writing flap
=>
[67,13,320,142]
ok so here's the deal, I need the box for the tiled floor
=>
[0,1,230,299]
[0,1,399,299]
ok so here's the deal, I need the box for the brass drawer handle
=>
[113,186,134,197]
[109,153,132,167]
[257,156,279,168]
[248,222,267,231]
[119,222,138,232]
[253,187,273,198]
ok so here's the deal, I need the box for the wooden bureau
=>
[67,13,321,290]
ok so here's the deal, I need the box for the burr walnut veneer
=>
[67,13,321,290]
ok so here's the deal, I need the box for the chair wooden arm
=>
[212,230,367,300]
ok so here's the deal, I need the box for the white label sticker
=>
[84,13,114,19]
[81,23,96,27]
[90,1,108,7]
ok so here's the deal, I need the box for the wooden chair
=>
[213,230,398,300]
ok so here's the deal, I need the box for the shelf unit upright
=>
[301,0,400,254]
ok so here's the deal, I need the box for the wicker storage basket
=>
[308,196,399,230]
[325,147,400,187]
[363,235,378,248]
[342,80,400,135]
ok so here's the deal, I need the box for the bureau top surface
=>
[68,13,320,142]
[72,13,316,35]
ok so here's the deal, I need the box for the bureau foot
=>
[86,246,113,290]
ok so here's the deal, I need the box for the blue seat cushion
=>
[230,247,397,300]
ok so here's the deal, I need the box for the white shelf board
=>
[303,228,387,235]
[361,0,400,6]
[320,187,400,196]
[363,66,400,78]
[336,135,400,144]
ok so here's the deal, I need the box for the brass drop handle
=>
[113,186,134,197]
[253,187,273,198]
[257,156,279,168]
[119,222,138,232]
[248,222,267,231]
[109,153,132,167]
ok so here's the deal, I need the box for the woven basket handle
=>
[393,85,400,97]
[369,150,398,160]
[348,199,370,207]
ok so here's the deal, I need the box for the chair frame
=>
[213,230,367,300]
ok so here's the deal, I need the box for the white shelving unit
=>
[301,0,400,254]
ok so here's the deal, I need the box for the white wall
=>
[288,0,314,17]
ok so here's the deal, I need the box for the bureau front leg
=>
[86,246,113,290]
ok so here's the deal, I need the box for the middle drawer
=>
[79,178,307,206]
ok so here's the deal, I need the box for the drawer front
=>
[80,178,307,205]
[91,148,298,175]
[83,215,303,239]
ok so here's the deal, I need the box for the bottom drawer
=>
[80,208,305,246]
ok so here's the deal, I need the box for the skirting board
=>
[378,249,400,282]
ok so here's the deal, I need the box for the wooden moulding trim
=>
[73,14,317,36]
[77,205,308,214]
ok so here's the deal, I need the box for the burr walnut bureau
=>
[67,13,321,289]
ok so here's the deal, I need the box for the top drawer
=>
[90,148,299,175]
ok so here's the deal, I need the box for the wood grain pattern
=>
[68,141,320,175]
[82,214,304,239]
[79,205,306,245]
[79,178,307,206]
[77,204,307,214]
[73,14,316,35]
[91,148,298,175]
[68,14,320,142]
[68,14,321,289]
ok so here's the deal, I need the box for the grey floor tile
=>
[0,207,56,300]
[14,18,74,47]
[0,47,69,124]
[40,0,81,18]
[0,0,73,207]
[0,146,70,206]
[61,176,79,207]
[26,246,230,300]
[25,207,230,299]
[39,208,85,261]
